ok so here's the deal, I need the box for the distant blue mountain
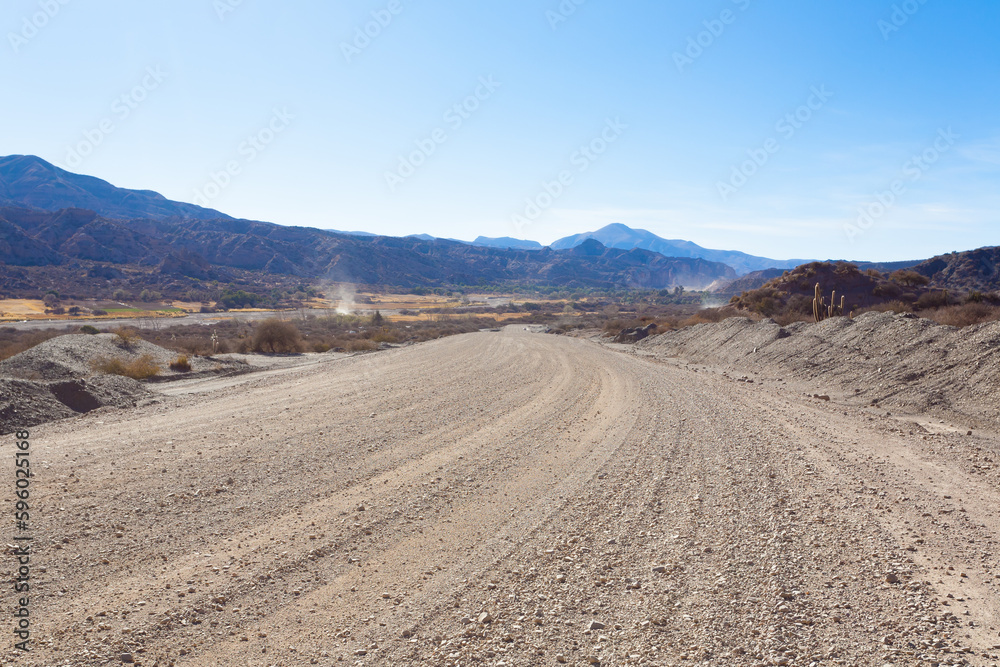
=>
[550,223,811,276]
[472,236,543,250]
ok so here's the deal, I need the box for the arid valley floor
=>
[6,326,1000,666]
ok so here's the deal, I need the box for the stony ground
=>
[4,327,1000,666]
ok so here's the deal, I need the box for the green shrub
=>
[79,325,100,335]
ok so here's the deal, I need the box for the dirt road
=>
[7,328,1000,666]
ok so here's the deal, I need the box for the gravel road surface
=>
[7,327,999,666]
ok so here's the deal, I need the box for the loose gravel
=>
[4,327,999,666]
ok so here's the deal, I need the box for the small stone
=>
[587,620,605,631]
[885,573,900,584]
[478,612,493,624]
[556,655,567,664]
[652,565,667,573]
[120,655,134,664]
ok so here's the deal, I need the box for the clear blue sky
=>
[2,0,997,261]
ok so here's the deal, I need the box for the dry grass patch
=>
[91,354,161,380]
[168,355,192,372]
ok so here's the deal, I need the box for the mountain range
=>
[0,155,994,297]
[0,155,228,221]
[548,223,811,275]
[0,205,736,294]
[0,155,813,277]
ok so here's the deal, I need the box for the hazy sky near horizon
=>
[2,0,998,261]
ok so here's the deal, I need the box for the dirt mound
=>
[0,375,146,434]
[0,333,249,433]
[0,333,215,380]
[638,311,1000,427]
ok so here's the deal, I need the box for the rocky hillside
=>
[729,261,944,318]
[912,246,1000,292]
[711,268,785,296]
[0,206,736,295]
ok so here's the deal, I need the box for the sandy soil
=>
[4,327,1000,666]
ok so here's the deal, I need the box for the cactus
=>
[813,283,846,322]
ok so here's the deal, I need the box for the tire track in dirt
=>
[8,329,1000,666]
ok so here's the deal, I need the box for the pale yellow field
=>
[0,299,47,317]
[386,311,555,323]
[169,301,204,312]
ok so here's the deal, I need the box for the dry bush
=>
[677,306,753,328]
[176,337,210,355]
[169,355,192,372]
[346,339,378,352]
[915,290,952,310]
[251,319,304,354]
[0,330,64,361]
[890,269,930,287]
[371,330,401,344]
[602,319,625,334]
[113,327,141,349]
[91,354,160,380]
[925,303,1000,327]
[857,300,913,315]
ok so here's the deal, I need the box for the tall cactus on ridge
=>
[813,283,845,322]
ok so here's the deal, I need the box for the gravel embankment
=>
[0,333,250,434]
[636,312,1000,430]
